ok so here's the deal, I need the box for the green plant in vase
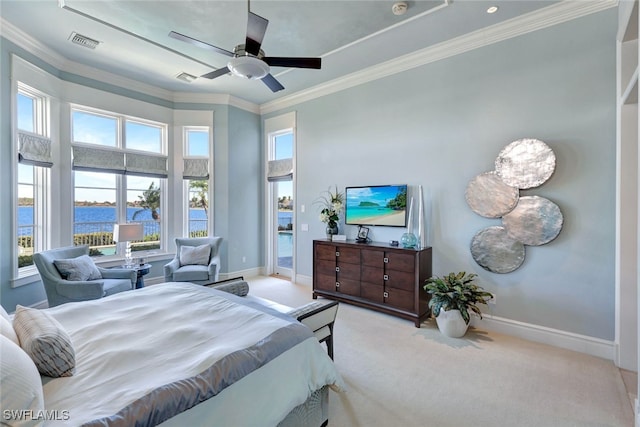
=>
[424,272,493,337]
[315,185,344,239]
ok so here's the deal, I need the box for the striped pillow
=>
[13,305,75,377]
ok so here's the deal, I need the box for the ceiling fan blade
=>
[245,12,268,56]
[262,73,285,92]
[169,31,234,58]
[263,57,322,69]
[201,66,230,80]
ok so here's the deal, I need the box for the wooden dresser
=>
[313,239,432,327]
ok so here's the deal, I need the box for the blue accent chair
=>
[33,245,136,307]
[163,237,223,285]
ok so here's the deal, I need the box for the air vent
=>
[176,72,197,83]
[69,32,100,49]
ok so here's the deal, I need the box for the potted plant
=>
[423,272,493,337]
[314,185,344,240]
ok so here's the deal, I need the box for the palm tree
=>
[189,180,208,217]
[132,182,160,220]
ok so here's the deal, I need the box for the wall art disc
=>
[465,171,519,218]
[502,196,563,246]
[495,138,556,189]
[470,226,526,274]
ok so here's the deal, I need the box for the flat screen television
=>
[345,184,408,227]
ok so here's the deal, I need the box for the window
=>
[184,128,210,237]
[71,107,167,257]
[16,85,51,272]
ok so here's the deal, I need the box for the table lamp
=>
[114,223,144,266]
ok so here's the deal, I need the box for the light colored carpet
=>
[247,276,634,427]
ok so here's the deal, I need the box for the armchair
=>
[33,245,136,308]
[164,237,222,285]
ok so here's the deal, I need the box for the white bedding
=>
[40,282,343,426]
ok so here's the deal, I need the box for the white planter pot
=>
[435,308,469,338]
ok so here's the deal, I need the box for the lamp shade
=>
[113,223,144,242]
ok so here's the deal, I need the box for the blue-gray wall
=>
[269,10,617,340]
[1,9,619,341]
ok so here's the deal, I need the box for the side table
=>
[122,264,151,289]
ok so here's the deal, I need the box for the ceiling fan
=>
[169,1,321,92]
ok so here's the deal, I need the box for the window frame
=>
[13,83,52,283]
[70,105,168,259]
[183,126,212,238]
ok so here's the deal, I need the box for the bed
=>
[2,282,344,427]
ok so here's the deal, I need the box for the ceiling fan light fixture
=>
[228,56,270,80]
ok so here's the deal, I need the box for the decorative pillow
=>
[0,336,45,421]
[54,254,102,281]
[13,305,75,378]
[0,316,19,346]
[180,244,211,266]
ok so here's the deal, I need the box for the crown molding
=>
[1,18,67,70]
[259,0,617,115]
[172,92,260,114]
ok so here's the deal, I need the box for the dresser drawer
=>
[336,278,360,297]
[361,266,383,285]
[385,252,415,273]
[315,273,337,292]
[315,259,336,276]
[360,281,383,303]
[384,287,414,312]
[336,262,360,281]
[385,270,415,292]
[335,246,360,264]
[361,249,384,267]
[315,243,337,261]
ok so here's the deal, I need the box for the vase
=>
[400,232,417,248]
[326,223,338,240]
[434,308,469,338]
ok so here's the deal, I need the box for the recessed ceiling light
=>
[392,2,408,16]
[487,6,499,14]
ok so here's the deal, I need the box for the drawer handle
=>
[336,282,340,288]
[336,267,340,272]
[383,274,389,281]
[383,291,389,298]
[336,251,340,257]
[383,257,389,263]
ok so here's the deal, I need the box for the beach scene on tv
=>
[345,185,407,226]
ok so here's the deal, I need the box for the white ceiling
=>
[1,1,566,105]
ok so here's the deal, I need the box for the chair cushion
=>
[179,244,211,266]
[0,305,10,321]
[173,265,210,282]
[13,305,76,378]
[54,254,102,281]
[0,336,45,420]
[103,278,134,296]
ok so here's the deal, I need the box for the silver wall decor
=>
[466,138,563,273]
[465,171,519,218]
[502,196,563,246]
[470,226,525,274]
[495,138,556,189]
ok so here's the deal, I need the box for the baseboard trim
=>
[470,314,615,361]
[296,273,614,360]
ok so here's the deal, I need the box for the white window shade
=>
[18,131,53,168]
[267,158,293,182]
[183,158,209,180]
[126,152,168,178]
[72,145,125,174]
